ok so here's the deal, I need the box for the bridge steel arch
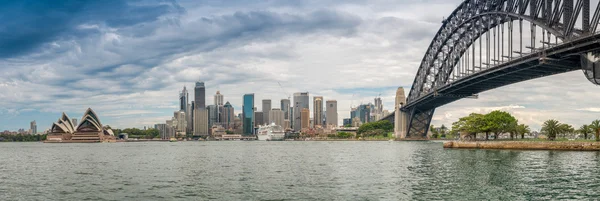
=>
[400,0,600,138]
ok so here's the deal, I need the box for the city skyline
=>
[2,0,600,132]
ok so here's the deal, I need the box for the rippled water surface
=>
[2,141,600,200]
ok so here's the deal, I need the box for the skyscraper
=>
[174,111,186,137]
[207,105,218,127]
[293,92,309,131]
[254,111,264,127]
[262,99,271,124]
[242,94,255,135]
[301,108,310,129]
[326,100,338,127]
[180,86,189,111]
[281,99,291,128]
[193,81,208,136]
[269,108,285,127]
[195,81,206,109]
[214,91,224,106]
[313,96,323,127]
[194,109,209,136]
[223,102,235,129]
[30,120,37,134]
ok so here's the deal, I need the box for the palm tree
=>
[541,119,561,140]
[559,124,574,139]
[516,124,531,139]
[590,120,600,141]
[578,124,592,140]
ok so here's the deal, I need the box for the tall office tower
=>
[301,108,310,129]
[194,108,209,136]
[254,111,264,126]
[72,118,78,127]
[155,123,168,139]
[223,102,235,129]
[207,105,218,127]
[187,103,192,134]
[293,92,309,131]
[269,108,285,127]
[214,91,224,106]
[242,94,255,135]
[374,97,383,114]
[30,120,37,134]
[357,104,372,123]
[195,81,206,109]
[280,99,291,129]
[326,100,338,127]
[190,101,195,132]
[262,99,271,124]
[313,96,323,127]
[174,111,187,136]
[180,86,189,111]
[166,119,175,139]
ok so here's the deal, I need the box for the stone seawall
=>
[443,141,600,151]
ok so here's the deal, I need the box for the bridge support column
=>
[394,87,408,139]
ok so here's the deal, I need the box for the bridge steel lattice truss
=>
[394,0,600,138]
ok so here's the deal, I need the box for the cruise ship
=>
[256,123,285,141]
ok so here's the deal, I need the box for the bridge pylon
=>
[394,87,408,139]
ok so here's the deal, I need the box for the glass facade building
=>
[243,94,255,135]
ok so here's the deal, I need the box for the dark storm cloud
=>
[0,0,183,59]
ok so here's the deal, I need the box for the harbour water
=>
[1,141,600,200]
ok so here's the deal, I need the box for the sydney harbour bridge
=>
[382,0,600,138]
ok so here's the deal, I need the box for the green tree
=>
[578,124,592,139]
[590,120,600,141]
[440,124,447,138]
[559,124,574,139]
[516,124,531,139]
[542,119,561,140]
[430,125,440,138]
[452,113,486,140]
[357,120,393,137]
[484,110,517,140]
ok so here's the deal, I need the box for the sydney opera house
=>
[46,108,115,142]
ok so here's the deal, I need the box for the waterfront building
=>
[174,111,186,137]
[262,99,271,124]
[166,119,176,139]
[155,123,169,139]
[242,94,255,136]
[222,102,235,129]
[254,111,264,127]
[46,108,115,142]
[194,108,209,136]
[293,92,309,131]
[313,96,323,127]
[30,120,37,135]
[301,108,310,129]
[214,91,224,106]
[280,99,291,127]
[269,108,285,127]
[352,117,362,127]
[207,105,218,127]
[326,100,338,127]
[71,118,77,128]
[195,81,206,109]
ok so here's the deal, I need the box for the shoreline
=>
[443,141,600,151]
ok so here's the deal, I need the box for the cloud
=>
[3,0,600,133]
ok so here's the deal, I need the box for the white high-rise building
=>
[269,108,285,127]
[30,120,37,135]
[214,91,224,106]
[174,111,187,136]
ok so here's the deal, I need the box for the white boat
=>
[256,123,285,141]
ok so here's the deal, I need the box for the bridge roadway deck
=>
[403,34,600,112]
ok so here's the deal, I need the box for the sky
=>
[1,0,599,132]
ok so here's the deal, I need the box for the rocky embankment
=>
[443,141,600,151]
